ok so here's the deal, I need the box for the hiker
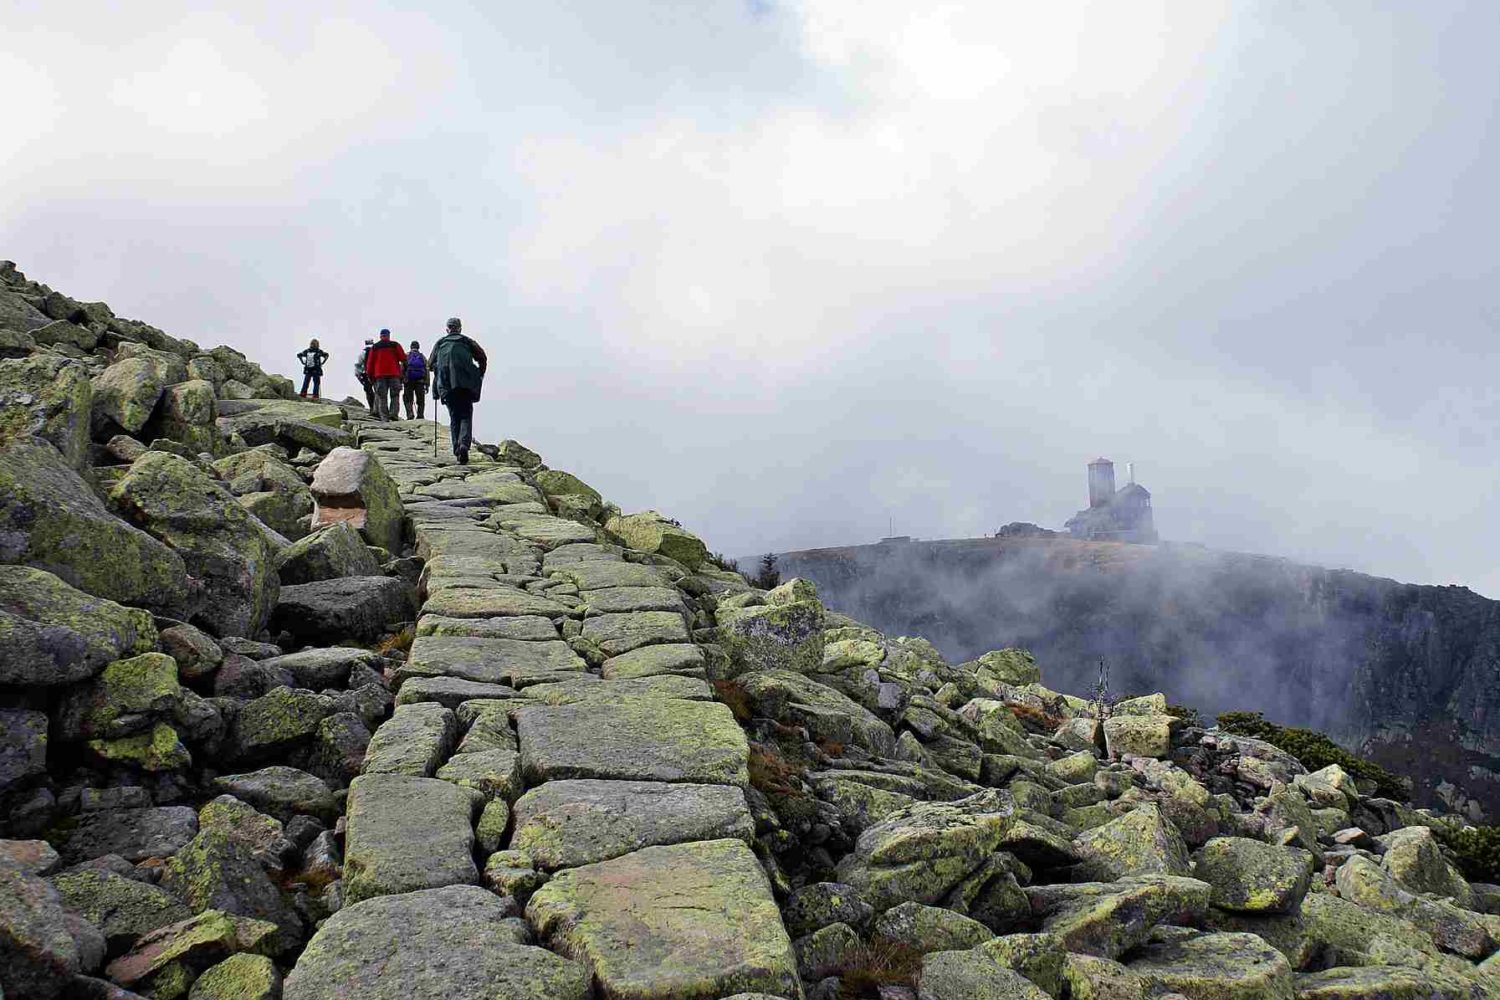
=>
[296,338,328,399]
[431,317,487,464]
[402,340,430,420]
[364,328,407,421]
[354,339,375,412]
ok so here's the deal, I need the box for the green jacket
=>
[431,332,487,403]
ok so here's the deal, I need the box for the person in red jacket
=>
[364,328,407,420]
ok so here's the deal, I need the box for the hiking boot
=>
[457,449,469,465]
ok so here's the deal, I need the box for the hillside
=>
[2,261,1499,999]
[774,536,1500,823]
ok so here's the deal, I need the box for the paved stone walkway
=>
[285,420,801,1000]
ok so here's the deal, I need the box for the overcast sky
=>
[4,2,1499,594]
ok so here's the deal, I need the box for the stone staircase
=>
[283,416,803,1000]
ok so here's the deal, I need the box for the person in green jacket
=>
[430,317,488,464]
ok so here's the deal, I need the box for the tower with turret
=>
[1066,457,1157,543]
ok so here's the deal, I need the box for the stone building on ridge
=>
[1064,457,1158,544]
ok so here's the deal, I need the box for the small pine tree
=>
[753,553,781,590]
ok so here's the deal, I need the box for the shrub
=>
[1436,825,1500,884]
[706,552,739,573]
[1164,703,1203,728]
[1216,710,1407,799]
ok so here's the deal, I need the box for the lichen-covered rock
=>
[1102,714,1177,759]
[1192,837,1313,914]
[0,867,81,1000]
[718,600,826,675]
[1,436,193,614]
[1379,826,1474,908]
[510,778,753,871]
[362,702,457,778]
[1071,804,1191,882]
[342,774,478,904]
[309,447,404,554]
[1024,876,1212,959]
[917,949,1051,1000]
[1126,930,1294,999]
[0,354,92,469]
[58,652,182,741]
[92,350,187,435]
[836,790,1015,912]
[604,510,707,569]
[275,522,380,584]
[1062,953,1147,1000]
[873,901,995,954]
[284,884,588,1000]
[527,838,800,1000]
[735,668,895,755]
[103,910,278,997]
[49,863,193,954]
[229,687,334,763]
[212,767,337,823]
[188,952,281,1000]
[1334,855,1493,958]
[516,696,749,786]
[152,379,222,456]
[159,828,302,953]
[1,708,49,794]
[111,452,281,636]
[967,649,1042,688]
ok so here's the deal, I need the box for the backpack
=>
[405,350,427,381]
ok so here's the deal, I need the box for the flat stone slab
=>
[362,702,457,777]
[581,586,686,615]
[421,587,578,620]
[395,676,519,708]
[285,884,589,1000]
[511,779,754,871]
[489,512,598,549]
[258,647,382,688]
[527,838,800,1000]
[581,611,691,656]
[602,643,706,680]
[57,806,199,864]
[550,561,676,590]
[436,748,523,802]
[343,774,478,903]
[416,614,559,640]
[398,635,586,688]
[522,674,712,705]
[516,697,749,787]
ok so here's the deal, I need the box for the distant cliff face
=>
[776,536,1500,820]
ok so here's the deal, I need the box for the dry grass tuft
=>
[835,941,924,998]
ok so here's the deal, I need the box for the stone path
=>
[285,420,801,1000]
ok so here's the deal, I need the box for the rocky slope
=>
[2,261,1499,999]
[773,536,1500,823]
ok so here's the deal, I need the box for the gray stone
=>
[917,950,1050,1000]
[111,452,281,636]
[48,864,192,953]
[284,884,589,1000]
[342,774,479,904]
[0,867,80,1000]
[511,779,754,870]
[601,642,707,679]
[873,901,995,954]
[394,675,518,708]
[0,354,92,469]
[435,748,522,802]
[784,882,875,939]
[257,647,382,689]
[1126,931,1294,999]
[92,352,185,434]
[415,613,559,640]
[159,623,223,680]
[0,566,158,686]
[230,688,334,762]
[516,696,749,786]
[0,839,58,875]
[362,702,457,777]
[58,806,200,864]
[581,586,686,615]
[276,522,382,584]
[1,436,193,615]
[213,767,337,822]
[527,838,799,1000]
[0,708,48,793]
[398,635,586,688]
[271,576,416,643]
[309,447,405,553]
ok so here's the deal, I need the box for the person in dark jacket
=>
[430,317,487,463]
[402,340,431,420]
[354,339,376,411]
[364,328,407,420]
[297,338,329,398]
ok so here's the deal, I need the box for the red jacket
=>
[364,340,407,379]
